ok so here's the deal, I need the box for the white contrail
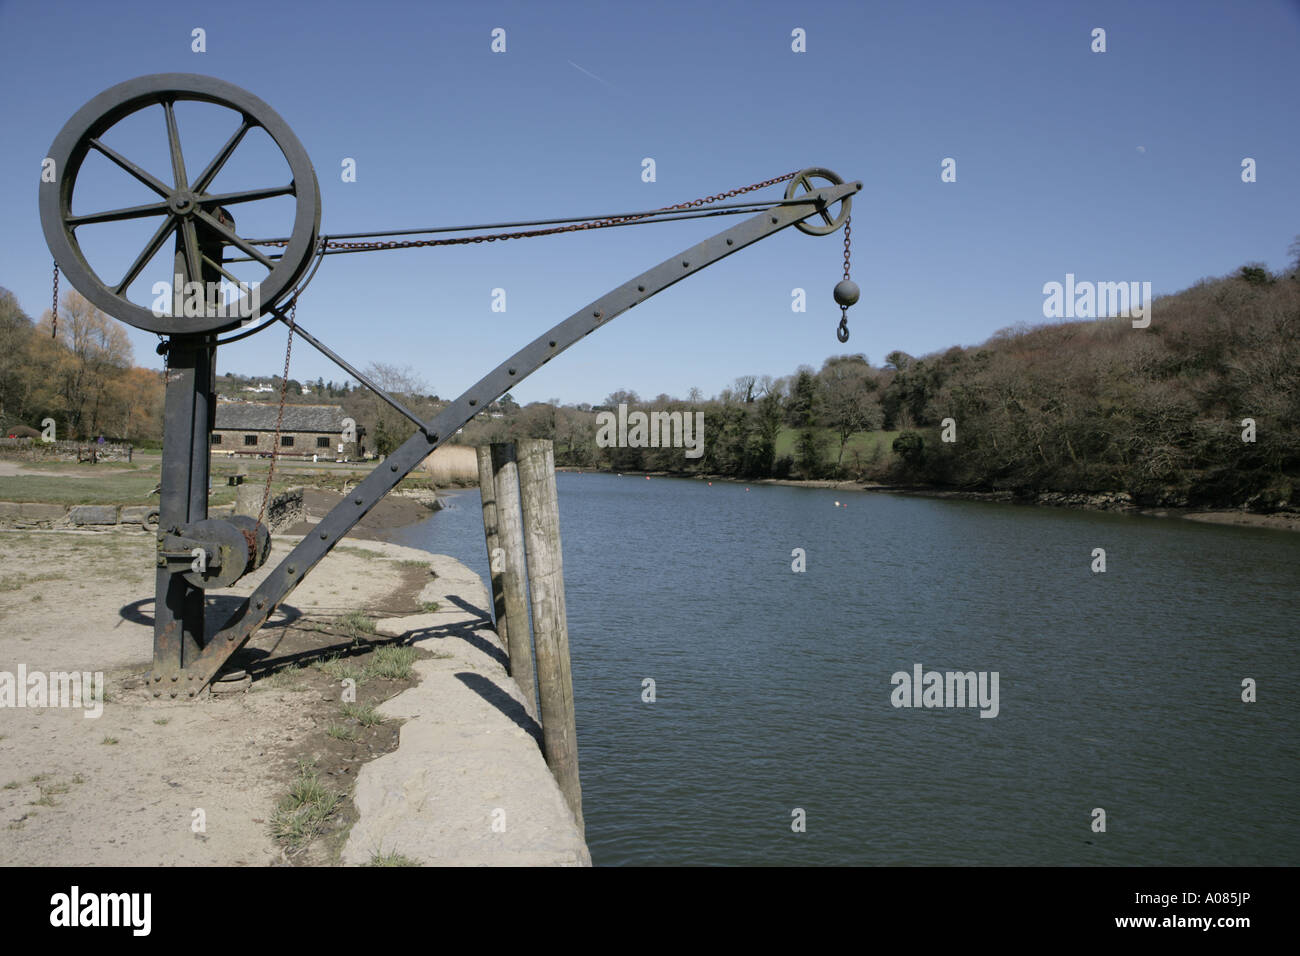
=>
[567,60,619,91]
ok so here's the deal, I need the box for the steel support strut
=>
[152,230,224,685]
[160,180,861,695]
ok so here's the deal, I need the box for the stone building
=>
[211,403,359,459]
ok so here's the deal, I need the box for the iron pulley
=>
[784,167,852,236]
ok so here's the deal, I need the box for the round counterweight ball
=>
[833,280,860,307]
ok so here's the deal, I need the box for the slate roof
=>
[214,402,347,433]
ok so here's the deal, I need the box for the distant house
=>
[212,402,360,458]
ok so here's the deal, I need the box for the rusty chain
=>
[51,262,59,339]
[239,176,800,525]
[235,173,809,526]
[255,172,801,253]
[258,300,295,528]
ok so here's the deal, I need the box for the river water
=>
[391,473,1300,866]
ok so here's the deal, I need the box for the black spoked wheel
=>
[785,167,852,236]
[40,73,320,336]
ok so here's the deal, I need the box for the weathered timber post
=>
[489,442,538,719]
[516,438,583,834]
[476,445,510,662]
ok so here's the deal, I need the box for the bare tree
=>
[35,291,132,437]
[346,363,432,456]
[603,389,640,408]
[821,358,883,471]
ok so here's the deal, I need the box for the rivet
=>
[682,261,689,268]
[256,597,266,609]
[508,368,516,376]
[548,341,556,348]
[390,463,397,471]
[593,311,601,318]
[354,496,362,504]
[637,285,645,292]
[726,239,734,246]
[771,216,778,223]
[468,398,477,406]
[287,565,296,575]
[170,675,178,682]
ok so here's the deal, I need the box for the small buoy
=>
[646,475,650,480]
[835,501,841,507]
[707,481,712,486]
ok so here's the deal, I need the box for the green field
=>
[773,428,901,470]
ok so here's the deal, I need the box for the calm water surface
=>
[392,473,1300,866]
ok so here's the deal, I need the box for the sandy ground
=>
[343,556,589,866]
[0,525,587,866]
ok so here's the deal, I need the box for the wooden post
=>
[516,438,583,834]
[476,445,510,662]
[490,442,538,720]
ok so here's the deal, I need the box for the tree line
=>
[4,258,1297,509]
[462,262,1300,509]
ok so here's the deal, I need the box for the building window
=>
[244,435,257,446]
[281,436,295,447]
[211,434,223,445]
[316,436,330,448]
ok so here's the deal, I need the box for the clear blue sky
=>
[3,0,1297,405]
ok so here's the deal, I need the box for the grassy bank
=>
[0,452,443,506]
